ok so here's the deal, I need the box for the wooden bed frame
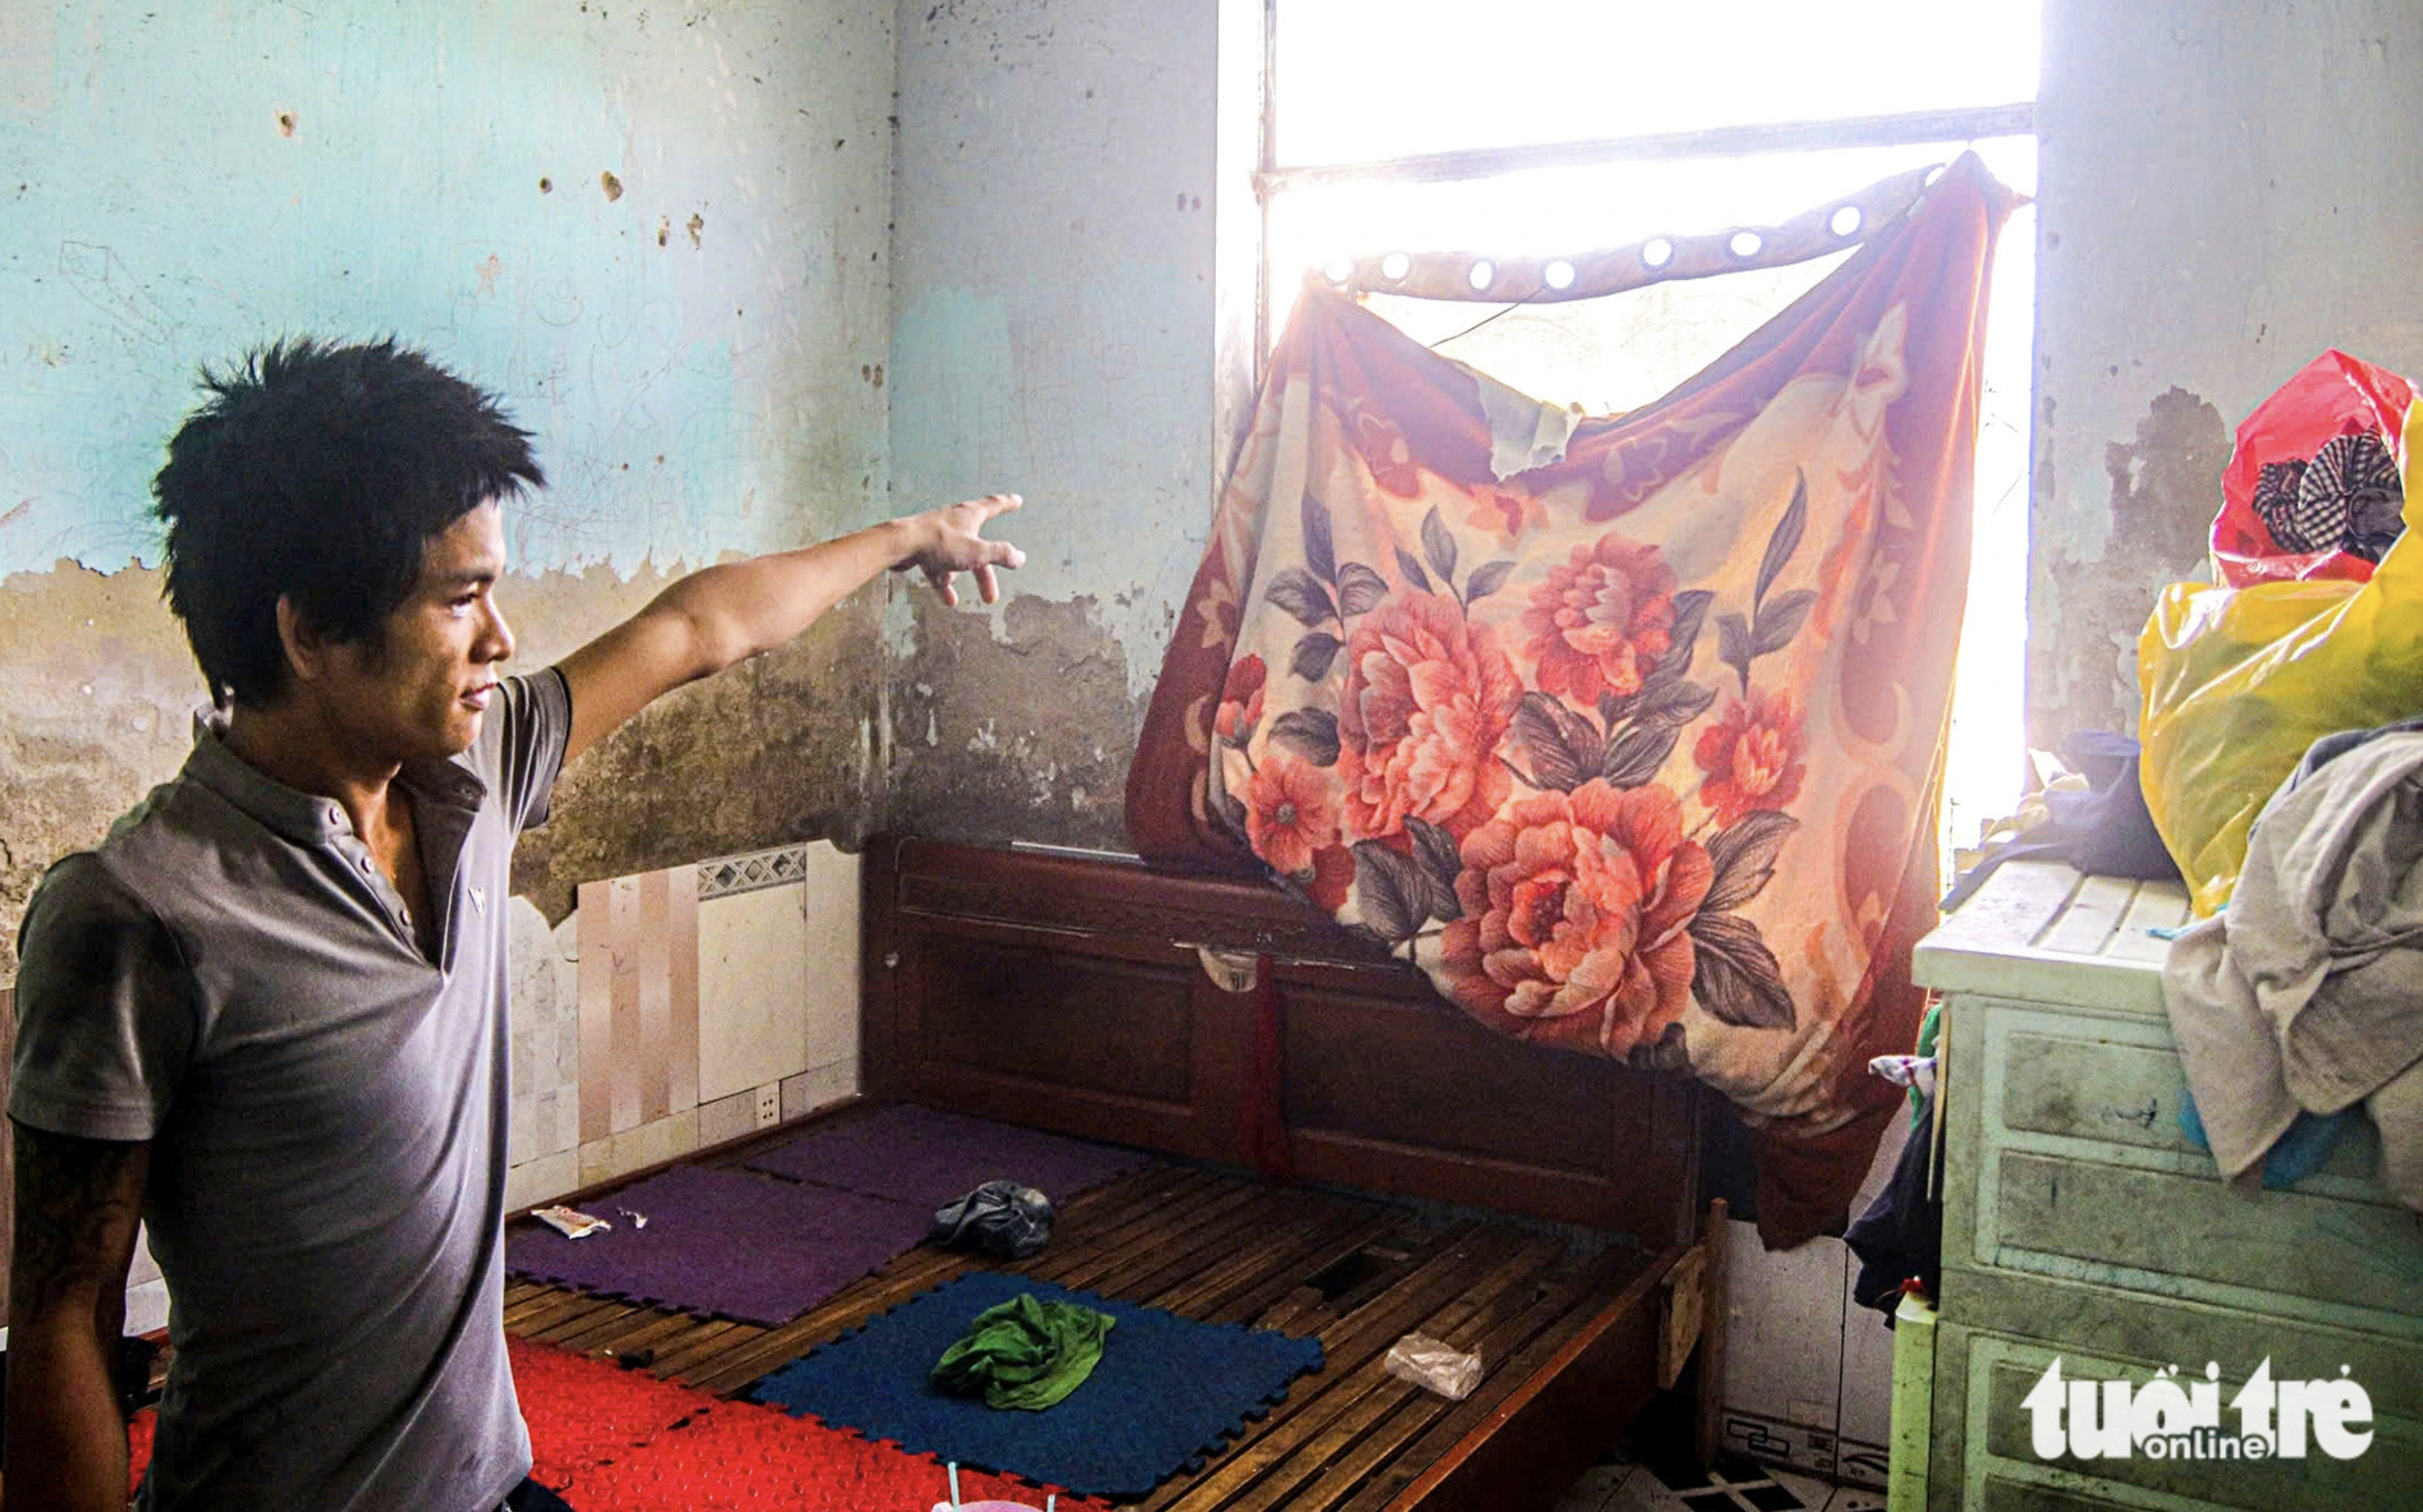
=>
[859,834,1728,1509]
[498,1151,1726,1511]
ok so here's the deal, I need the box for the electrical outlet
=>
[754,1084,780,1128]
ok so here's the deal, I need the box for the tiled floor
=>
[1550,1445,1886,1512]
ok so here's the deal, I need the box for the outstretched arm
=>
[4,1122,150,1512]
[555,493,1023,764]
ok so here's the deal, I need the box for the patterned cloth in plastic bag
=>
[2140,400,2423,915]
[2211,350,2413,586]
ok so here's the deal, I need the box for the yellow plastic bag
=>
[2138,401,2423,915]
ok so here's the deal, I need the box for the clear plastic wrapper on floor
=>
[1381,1331,1482,1400]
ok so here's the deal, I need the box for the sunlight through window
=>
[1267,2,2041,875]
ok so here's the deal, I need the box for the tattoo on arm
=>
[8,1121,149,1324]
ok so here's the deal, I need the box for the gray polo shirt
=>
[10,668,570,1512]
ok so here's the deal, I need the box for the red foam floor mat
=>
[125,1335,1093,1511]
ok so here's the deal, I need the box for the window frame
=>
[1250,1,2034,370]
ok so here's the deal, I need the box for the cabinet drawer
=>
[1946,1000,2423,1336]
[1932,1323,2422,1512]
[1919,870,2423,1507]
[1997,1027,2381,1180]
[1988,1149,2423,1320]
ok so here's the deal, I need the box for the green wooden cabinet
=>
[1903,862,2422,1510]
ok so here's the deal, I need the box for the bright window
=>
[1276,1,2041,164]
[1265,1,2042,870]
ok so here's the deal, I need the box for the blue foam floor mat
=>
[746,1269,1326,1500]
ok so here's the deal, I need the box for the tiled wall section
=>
[506,896,582,1189]
[503,842,862,1212]
[576,868,702,1144]
[1716,1110,1913,1490]
[697,841,859,1106]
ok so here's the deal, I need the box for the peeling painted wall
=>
[0,1,897,968]
[883,0,1225,848]
[883,592,1143,845]
[0,562,195,976]
[509,578,887,923]
[2030,0,2423,746]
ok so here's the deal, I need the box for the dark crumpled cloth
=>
[930,1179,1056,1259]
[1844,1089,1940,1328]
[1941,730,2179,912]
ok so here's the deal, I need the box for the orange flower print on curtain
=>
[1696,689,1809,829]
[1441,781,1714,1060]
[1336,592,1520,844]
[1215,654,1267,744]
[1467,488,1547,547]
[1232,485,1819,1049]
[1523,535,1678,703]
[1243,752,1335,875]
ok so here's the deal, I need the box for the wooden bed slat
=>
[1196,1240,1588,1512]
[1205,1208,1412,1327]
[555,1304,693,1360]
[1113,1188,1354,1306]
[550,1303,674,1355]
[503,1289,619,1335]
[1335,1250,1649,1512]
[1137,1226,1533,1511]
[527,1297,638,1346]
[650,1317,757,1373]
[1044,1175,1281,1293]
[1019,1168,1239,1285]
[1156,1198,1394,1320]
[1370,1247,1681,1512]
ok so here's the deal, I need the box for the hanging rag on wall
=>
[1127,154,2016,1248]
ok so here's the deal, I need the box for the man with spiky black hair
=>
[5,338,1023,1512]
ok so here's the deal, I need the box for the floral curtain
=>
[1128,154,2015,1245]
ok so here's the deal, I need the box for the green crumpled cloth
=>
[930,1291,1115,1410]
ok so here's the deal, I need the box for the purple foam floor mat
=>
[738,1103,1152,1208]
[505,1165,933,1326]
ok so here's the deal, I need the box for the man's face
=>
[324,502,516,763]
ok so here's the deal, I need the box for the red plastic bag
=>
[2212,350,2414,586]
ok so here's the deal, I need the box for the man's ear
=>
[275,594,333,686]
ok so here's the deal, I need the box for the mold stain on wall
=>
[513,576,888,923]
[0,561,194,979]
[2028,387,2228,749]
[455,558,887,926]
[883,592,1145,851]
[0,557,887,968]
